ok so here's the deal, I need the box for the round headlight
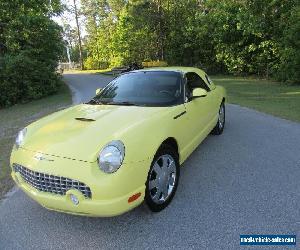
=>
[98,140,125,173]
[15,128,27,149]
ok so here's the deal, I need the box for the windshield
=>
[90,71,183,107]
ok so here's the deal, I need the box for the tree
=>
[61,23,80,63]
[73,0,84,69]
[79,0,299,82]
[277,3,300,82]
[0,0,64,107]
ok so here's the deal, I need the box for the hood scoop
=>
[75,117,95,122]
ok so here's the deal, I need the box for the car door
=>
[201,71,220,117]
[183,72,215,153]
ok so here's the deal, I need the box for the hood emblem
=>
[34,153,54,162]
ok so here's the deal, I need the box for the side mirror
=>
[95,88,102,95]
[192,88,207,99]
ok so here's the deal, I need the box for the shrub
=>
[142,60,168,67]
[0,53,62,108]
[84,57,109,70]
[109,56,124,68]
[0,1,64,108]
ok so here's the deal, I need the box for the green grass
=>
[212,76,300,122]
[0,84,72,199]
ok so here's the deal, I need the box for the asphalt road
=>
[0,73,299,249]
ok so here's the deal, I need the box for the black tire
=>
[145,144,180,212]
[211,101,225,135]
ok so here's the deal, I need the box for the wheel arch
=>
[160,137,180,161]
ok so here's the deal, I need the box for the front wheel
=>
[211,102,225,135]
[145,145,180,212]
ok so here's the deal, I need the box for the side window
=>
[205,74,213,85]
[186,72,210,92]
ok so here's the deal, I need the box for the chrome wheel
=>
[218,104,225,128]
[148,154,177,204]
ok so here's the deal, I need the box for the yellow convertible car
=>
[10,67,226,216]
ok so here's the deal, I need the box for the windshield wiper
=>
[87,100,139,106]
[87,99,107,105]
[106,101,137,106]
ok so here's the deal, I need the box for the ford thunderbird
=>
[11,67,226,216]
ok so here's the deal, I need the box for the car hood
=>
[22,104,168,163]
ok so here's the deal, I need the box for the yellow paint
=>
[10,67,226,217]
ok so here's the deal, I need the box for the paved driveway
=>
[0,73,299,249]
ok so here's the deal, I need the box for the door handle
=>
[173,111,187,120]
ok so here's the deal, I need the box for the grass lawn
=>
[212,76,300,122]
[0,83,72,199]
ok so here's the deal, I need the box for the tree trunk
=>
[156,0,164,61]
[73,0,84,70]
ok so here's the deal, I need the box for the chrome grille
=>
[13,163,92,198]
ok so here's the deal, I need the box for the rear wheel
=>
[211,102,225,135]
[145,145,180,212]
